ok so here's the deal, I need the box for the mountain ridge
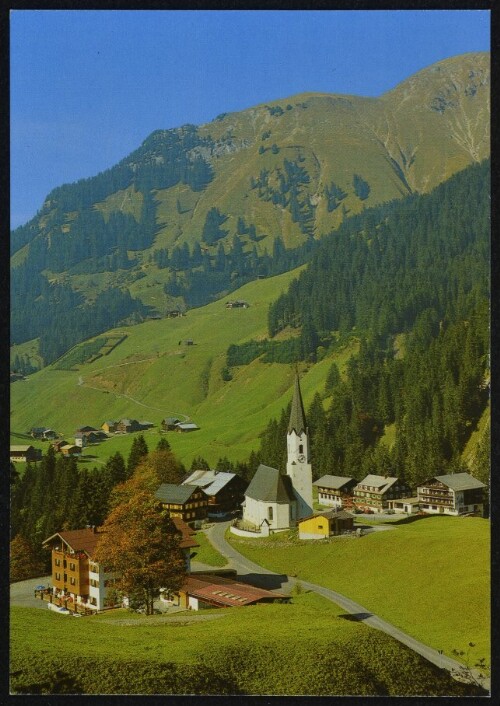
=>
[11,52,489,367]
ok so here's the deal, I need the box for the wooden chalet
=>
[60,444,81,457]
[353,474,412,513]
[155,483,208,524]
[51,439,68,453]
[161,417,181,432]
[417,473,486,516]
[175,422,200,433]
[101,420,118,433]
[115,418,141,434]
[30,427,49,439]
[313,475,357,509]
[177,573,288,610]
[10,445,42,463]
[182,470,247,516]
[298,510,354,540]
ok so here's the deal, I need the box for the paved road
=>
[205,522,490,691]
[10,576,52,609]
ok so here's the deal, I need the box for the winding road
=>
[204,522,490,691]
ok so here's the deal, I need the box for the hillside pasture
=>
[10,268,357,467]
[10,592,482,696]
[228,515,490,663]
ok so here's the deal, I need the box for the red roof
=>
[43,528,101,558]
[182,573,287,607]
[171,517,199,550]
[44,519,198,558]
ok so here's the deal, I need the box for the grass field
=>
[10,592,481,695]
[193,530,228,567]
[10,268,358,467]
[227,515,490,664]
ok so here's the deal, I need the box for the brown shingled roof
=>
[43,528,102,558]
[182,573,287,607]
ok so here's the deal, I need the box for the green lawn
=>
[227,515,490,663]
[192,530,228,567]
[10,592,480,696]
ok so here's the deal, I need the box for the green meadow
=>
[10,267,357,467]
[10,592,481,695]
[228,515,490,663]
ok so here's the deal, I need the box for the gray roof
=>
[314,475,356,490]
[155,483,203,505]
[423,473,486,492]
[288,375,307,435]
[11,445,34,452]
[176,422,199,430]
[245,464,296,504]
[356,474,399,491]
[182,470,236,495]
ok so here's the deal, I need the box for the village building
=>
[75,426,99,434]
[387,497,421,514]
[161,417,182,432]
[417,473,486,516]
[138,420,155,430]
[30,427,57,440]
[225,300,249,309]
[353,474,412,513]
[239,375,313,533]
[175,422,200,433]
[298,509,354,540]
[182,469,247,517]
[10,445,42,463]
[155,483,209,524]
[101,420,118,433]
[42,519,197,614]
[51,439,68,453]
[115,418,142,434]
[42,527,118,612]
[60,444,81,457]
[313,475,357,510]
[75,430,108,445]
[177,573,288,610]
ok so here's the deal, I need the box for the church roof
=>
[245,464,296,504]
[288,374,307,435]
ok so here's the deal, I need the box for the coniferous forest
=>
[237,160,490,489]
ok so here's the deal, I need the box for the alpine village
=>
[10,51,490,697]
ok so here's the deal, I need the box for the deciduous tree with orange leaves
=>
[94,484,186,615]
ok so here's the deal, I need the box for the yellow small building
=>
[298,510,354,540]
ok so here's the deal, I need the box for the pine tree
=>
[127,435,149,477]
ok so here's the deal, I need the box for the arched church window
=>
[268,507,273,521]
[299,444,303,454]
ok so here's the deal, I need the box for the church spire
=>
[288,374,307,435]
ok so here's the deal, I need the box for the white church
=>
[240,375,313,533]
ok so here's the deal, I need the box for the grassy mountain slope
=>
[10,267,357,465]
[11,52,489,337]
[10,591,482,696]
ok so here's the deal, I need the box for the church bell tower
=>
[286,374,313,520]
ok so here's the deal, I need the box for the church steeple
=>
[288,374,307,435]
[286,373,312,520]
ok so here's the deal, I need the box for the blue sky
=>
[10,9,490,229]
